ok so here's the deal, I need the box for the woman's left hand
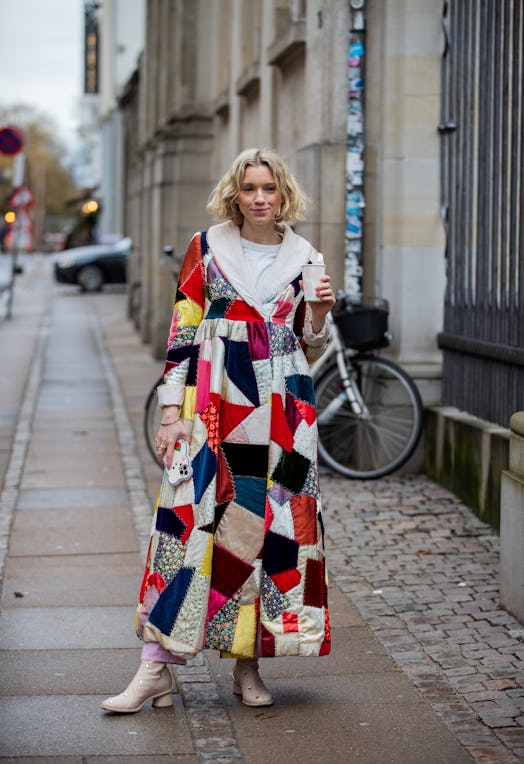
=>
[154,419,189,470]
[302,274,336,333]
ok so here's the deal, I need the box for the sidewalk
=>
[0,257,522,763]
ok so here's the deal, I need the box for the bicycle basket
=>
[332,295,390,351]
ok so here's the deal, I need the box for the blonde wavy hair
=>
[206,148,308,226]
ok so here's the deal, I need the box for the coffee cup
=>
[302,263,326,302]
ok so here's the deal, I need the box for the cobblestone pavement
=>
[322,474,524,763]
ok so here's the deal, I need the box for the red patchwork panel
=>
[293,398,316,427]
[200,401,220,454]
[139,568,166,603]
[271,568,301,593]
[320,608,332,655]
[282,611,299,633]
[178,238,205,306]
[270,393,294,452]
[225,300,264,321]
[218,400,255,441]
[303,558,325,608]
[260,624,276,656]
[263,496,274,536]
[174,504,194,544]
[290,494,318,545]
[139,538,153,603]
[149,571,167,594]
[210,543,254,598]
[272,300,294,324]
[216,447,235,505]
[225,300,264,322]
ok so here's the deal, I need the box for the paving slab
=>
[1,553,141,607]
[30,412,118,430]
[0,648,144,695]
[326,583,367,626]
[0,606,139,650]
[235,722,468,764]
[26,431,120,456]
[208,631,395,685]
[16,486,129,510]
[217,670,457,720]
[0,410,18,428]
[83,757,200,763]
[20,463,125,489]
[19,452,123,474]
[0,757,199,764]
[200,671,473,764]
[0,695,192,757]
[9,507,138,556]
[36,388,111,412]
[0,758,84,764]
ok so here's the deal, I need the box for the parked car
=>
[53,237,131,292]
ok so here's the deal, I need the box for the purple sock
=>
[141,642,187,665]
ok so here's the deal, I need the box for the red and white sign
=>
[0,126,25,156]
[9,184,35,208]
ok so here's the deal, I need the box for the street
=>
[0,257,522,763]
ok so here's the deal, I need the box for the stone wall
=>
[425,405,510,528]
[500,413,524,624]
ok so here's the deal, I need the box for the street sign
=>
[0,126,25,156]
[9,184,34,208]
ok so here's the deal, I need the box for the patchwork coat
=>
[137,221,332,659]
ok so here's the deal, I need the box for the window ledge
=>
[236,61,261,97]
[267,21,306,69]
[214,88,230,118]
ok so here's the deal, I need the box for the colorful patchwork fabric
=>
[138,229,331,659]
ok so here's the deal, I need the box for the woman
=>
[101,148,335,713]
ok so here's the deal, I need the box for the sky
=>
[0,0,84,149]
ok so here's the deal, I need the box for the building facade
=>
[120,0,444,389]
[77,0,145,234]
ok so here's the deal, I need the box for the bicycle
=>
[144,288,424,479]
[312,294,423,478]
[143,244,177,464]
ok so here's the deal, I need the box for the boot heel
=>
[152,690,173,708]
[232,678,241,696]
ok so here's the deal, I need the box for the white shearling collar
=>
[206,220,318,308]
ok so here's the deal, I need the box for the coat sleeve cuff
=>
[302,304,332,347]
[157,383,185,408]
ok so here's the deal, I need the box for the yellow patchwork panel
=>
[200,533,214,577]
[181,386,196,420]
[178,298,203,328]
[231,604,256,657]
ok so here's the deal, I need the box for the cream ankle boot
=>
[233,658,273,707]
[100,660,173,713]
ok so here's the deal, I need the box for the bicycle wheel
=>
[315,355,424,479]
[144,377,164,467]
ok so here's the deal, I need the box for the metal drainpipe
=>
[345,0,366,296]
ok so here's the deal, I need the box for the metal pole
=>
[5,153,26,319]
[5,209,22,320]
